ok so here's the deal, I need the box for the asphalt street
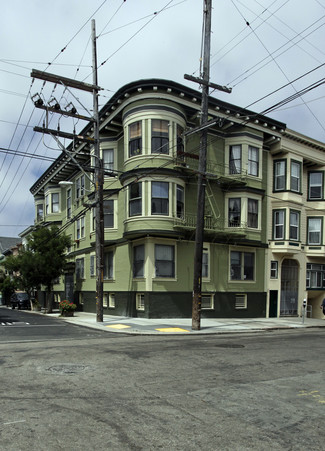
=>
[0,307,106,343]
[0,307,324,450]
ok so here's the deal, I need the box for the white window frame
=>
[151,181,170,216]
[76,216,85,239]
[248,145,259,177]
[274,160,286,191]
[129,182,142,217]
[154,244,175,278]
[235,294,247,309]
[90,254,95,277]
[76,257,85,280]
[201,294,214,310]
[290,161,301,193]
[307,217,322,245]
[308,172,323,200]
[103,250,114,280]
[270,261,278,279]
[102,148,114,173]
[202,244,210,280]
[289,210,300,241]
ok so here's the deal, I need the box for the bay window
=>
[155,244,175,278]
[129,182,142,217]
[176,185,184,219]
[274,160,286,191]
[289,210,300,240]
[248,146,259,176]
[273,210,285,240]
[229,145,241,174]
[129,121,142,157]
[247,199,258,228]
[133,244,145,278]
[290,161,301,192]
[151,119,169,154]
[228,198,241,227]
[151,181,169,215]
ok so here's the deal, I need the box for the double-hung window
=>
[289,210,300,241]
[76,175,85,199]
[306,263,325,288]
[274,160,286,191]
[270,261,278,279]
[247,199,258,228]
[177,124,184,159]
[308,172,323,200]
[229,145,241,174]
[228,198,241,227]
[202,247,209,278]
[67,189,71,219]
[52,193,59,213]
[129,182,142,217]
[273,210,285,240]
[103,200,114,228]
[76,258,84,279]
[152,181,169,215]
[76,216,85,239]
[37,204,44,222]
[133,244,145,278]
[103,251,113,280]
[151,119,169,154]
[155,244,175,278]
[230,251,254,281]
[176,185,184,219]
[129,121,142,157]
[290,161,301,192]
[90,255,95,277]
[103,149,114,172]
[248,146,259,176]
[307,217,322,245]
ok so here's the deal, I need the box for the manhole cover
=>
[215,344,245,348]
[46,364,89,374]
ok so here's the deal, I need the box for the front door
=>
[269,290,278,317]
[280,259,299,316]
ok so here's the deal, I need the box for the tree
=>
[0,272,17,305]
[8,226,71,313]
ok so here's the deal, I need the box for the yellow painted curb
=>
[106,324,131,329]
[155,327,190,333]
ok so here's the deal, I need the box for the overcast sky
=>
[0,0,325,238]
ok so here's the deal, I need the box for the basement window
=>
[235,294,247,309]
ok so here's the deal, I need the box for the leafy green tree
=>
[0,274,17,305]
[6,226,71,313]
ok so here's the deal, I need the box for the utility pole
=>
[185,0,231,330]
[92,19,104,323]
[31,20,104,322]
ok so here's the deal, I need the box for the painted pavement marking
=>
[105,324,131,330]
[155,327,190,333]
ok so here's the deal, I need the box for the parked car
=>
[10,292,30,310]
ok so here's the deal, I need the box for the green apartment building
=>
[26,79,325,319]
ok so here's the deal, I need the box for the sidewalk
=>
[49,311,325,335]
